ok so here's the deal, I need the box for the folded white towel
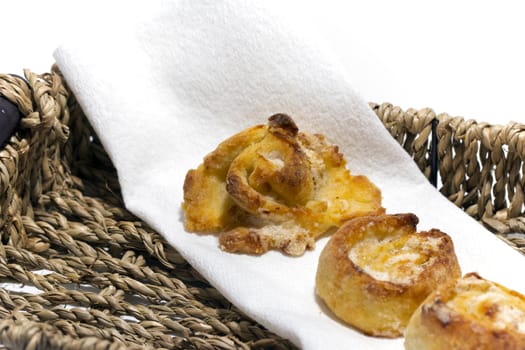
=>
[54,1,525,348]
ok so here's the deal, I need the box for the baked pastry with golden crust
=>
[183,114,384,256]
[405,272,525,350]
[315,213,461,337]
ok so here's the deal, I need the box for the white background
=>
[1,0,524,125]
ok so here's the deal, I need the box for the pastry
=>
[183,113,384,256]
[315,213,461,337]
[405,272,525,350]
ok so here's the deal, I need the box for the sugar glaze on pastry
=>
[183,114,383,256]
[348,232,444,285]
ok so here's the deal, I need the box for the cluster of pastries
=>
[182,114,525,348]
[316,211,525,348]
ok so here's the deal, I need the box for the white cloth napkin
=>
[54,1,525,349]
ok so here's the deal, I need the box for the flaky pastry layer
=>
[183,114,383,256]
[405,272,525,350]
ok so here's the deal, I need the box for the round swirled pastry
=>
[405,272,525,350]
[182,114,384,256]
[315,213,461,337]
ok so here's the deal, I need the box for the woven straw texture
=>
[371,103,525,250]
[0,68,523,350]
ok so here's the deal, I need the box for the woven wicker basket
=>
[0,68,523,350]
